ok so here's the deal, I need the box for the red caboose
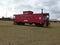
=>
[13,10,49,27]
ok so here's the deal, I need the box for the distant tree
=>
[2,16,4,19]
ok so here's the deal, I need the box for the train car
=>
[13,9,49,27]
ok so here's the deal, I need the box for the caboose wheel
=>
[19,22,25,25]
[35,23,38,26]
[29,23,32,25]
[35,23,43,27]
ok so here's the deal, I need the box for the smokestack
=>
[41,9,43,13]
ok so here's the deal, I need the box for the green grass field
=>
[0,20,60,45]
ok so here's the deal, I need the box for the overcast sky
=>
[0,0,60,19]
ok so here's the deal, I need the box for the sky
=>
[0,0,60,19]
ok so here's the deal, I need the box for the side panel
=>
[31,14,44,23]
[14,14,44,24]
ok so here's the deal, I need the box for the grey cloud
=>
[0,0,60,19]
[39,0,60,19]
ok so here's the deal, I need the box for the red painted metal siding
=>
[14,14,45,24]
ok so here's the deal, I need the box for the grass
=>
[0,20,60,45]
